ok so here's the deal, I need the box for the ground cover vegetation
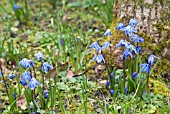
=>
[0,0,170,113]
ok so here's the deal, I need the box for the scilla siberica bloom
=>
[125,44,138,54]
[42,62,53,73]
[110,90,115,95]
[148,54,159,65]
[115,23,126,30]
[139,63,151,74]
[136,46,142,53]
[27,78,40,90]
[121,49,133,60]
[132,72,138,80]
[106,81,110,86]
[102,41,111,49]
[110,72,114,79]
[44,90,49,99]
[18,58,34,69]
[20,71,31,86]
[9,74,15,79]
[116,40,130,49]
[128,19,138,27]
[90,42,102,51]
[0,71,2,77]
[91,54,105,63]
[35,52,44,61]
[14,4,20,11]
[103,29,112,37]
[124,25,137,36]
[130,34,144,43]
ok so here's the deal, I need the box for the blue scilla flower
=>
[9,74,15,79]
[91,54,105,63]
[126,44,138,54]
[12,92,16,99]
[20,78,27,86]
[35,52,44,61]
[44,90,49,99]
[136,46,142,53]
[60,39,64,45]
[18,58,34,69]
[27,78,40,90]
[121,49,133,60]
[143,91,146,94]
[0,71,2,77]
[116,40,130,49]
[102,41,111,49]
[14,4,20,11]
[110,72,114,79]
[42,62,53,73]
[131,34,144,43]
[124,87,128,95]
[90,42,102,51]
[103,29,112,37]
[31,112,35,114]
[129,19,138,27]
[110,90,115,95]
[148,54,160,65]
[106,81,110,86]
[115,23,126,30]
[20,71,32,82]
[132,72,138,80]
[139,63,151,74]
[124,25,137,36]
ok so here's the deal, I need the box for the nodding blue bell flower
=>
[90,42,102,52]
[131,34,144,43]
[9,74,15,79]
[124,25,137,36]
[139,63,151,74]
[136,46,142,53]
[0,71,2,77]
[20,78,27,86]
[103,29,112,37]
[115,23,126,30]
[27,78,40,90]
[143,91,146,95]
[18,58,34,69]
[60,39,64,45]
[110,90,115,95]
[42,62,53,73]
[110,72,114,79]
[31,112,35,114]
[106,81,110,86]
[128,19,138,27]
[124,87,128,95]
[12,92,16,99]
[44,90,49,99]
[148,54,160,65]
[121,49,133,60]
[132,72,138,80]
[126,44,138,54]
[102,41,111,49]
[116,40,130,49]
[35,52,44,61]
[20,71,32,82]
[91,54,105,63]
[14,4,20,11]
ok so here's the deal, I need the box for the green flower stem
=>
[123,60,126,88]
[41,62,45,109]
[146,74,150,94]
[0,63,9,99]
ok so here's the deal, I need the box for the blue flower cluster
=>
[17,52,53,90]
[90,29,112,63]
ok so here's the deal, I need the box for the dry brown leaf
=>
[66,70,83,78]
[16,94,27,110]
